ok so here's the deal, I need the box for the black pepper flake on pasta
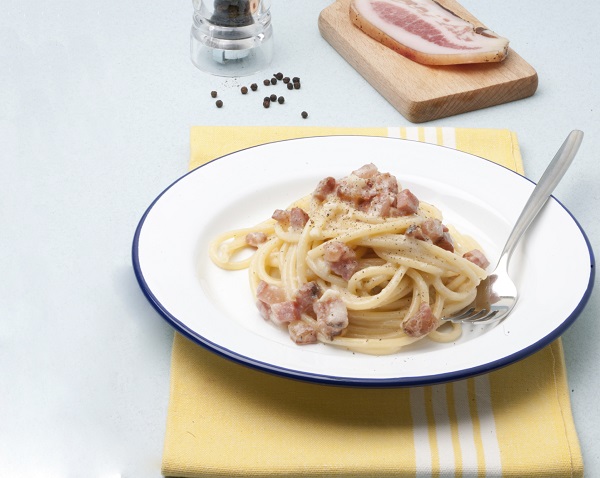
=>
[278,96,285,104]
[211,90,218,98]
[216,100,223,108]
[241,86,248,94]
[301,111,308,118]
[269,93,277,102]
[250,83,258,91]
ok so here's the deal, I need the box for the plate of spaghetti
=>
[132,136,594,386]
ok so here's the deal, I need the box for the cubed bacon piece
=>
[245,231,268,247]
[395,189,419,216]
[313,176,337,201]
[420,218,445,242]
[270,301,300,325]
[256,280,287,304]
[272,209,290,227]
[294,281,322,314]
[290,207,309,230]
[368,193,395,217]
[336,173,371,203]
[288,320,318,344]
[402,303,439,338]
[373,172,399,196]
[435,231,454,252]
[313,290,349,340]
[256,300,271,321]
[352,163,379,179]
[405,223,427,241]
[463,249,490,269]
[323,241,359,280]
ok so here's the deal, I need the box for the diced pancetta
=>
[406,218,454,252]
[272,209,290,227]
[313,176,337,201]
[290,207,309,230]
[294,281,322,314]
[463,249,490,269]
[402,302,439,337]
[288,320,318,344]
[323,241,359,280]
[313,290,349,340]
[352,162,378,179]
[395,189,419,216]
[256,280,287,304]
[245,231,268,247]
[270,301,300,325]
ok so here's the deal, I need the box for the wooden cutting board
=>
[318,0,538,123]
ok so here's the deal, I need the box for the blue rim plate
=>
[132,136,594,387]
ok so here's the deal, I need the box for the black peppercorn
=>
[270,77,277,85]
[250,83,258,91]
[211,90,218,98]
[270,93,277,101]
[263,99,270,108]
[293,82,301,90]
[287,83,293,90]
[292,77,300,83]
[278,96,285,104]
[276,72,283,80]
[216,100,223,108]
[263,79,270,86]
[241,86,248,94]
[301,111,308,118]
[283,77,290,84]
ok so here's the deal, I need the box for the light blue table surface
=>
[1,1,598,476]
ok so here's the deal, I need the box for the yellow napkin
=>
[162,126,583,478]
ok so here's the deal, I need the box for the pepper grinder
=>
[191,0,273,77]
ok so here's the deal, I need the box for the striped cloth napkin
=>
[162,126,583,478]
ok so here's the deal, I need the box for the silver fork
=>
[442,130,584,325]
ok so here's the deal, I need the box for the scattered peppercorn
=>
[263,79,270,86]
[269,93,277,101]
[270,77,277,85]
[278,96,285,104]
[275,72,283,80]
[250,83,258,91]
[241,86,248,94]
[283,77,290,84]
[293,81,301,90]
[211,90,218,98]
[292,77,300,83]
[216,100,223,108]
[301,111,308,118]
[263,99,270,108]
[287,82,293,90]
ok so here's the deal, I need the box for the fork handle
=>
[499,130,584,263]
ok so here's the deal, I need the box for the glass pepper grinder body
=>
[191,0,273,77]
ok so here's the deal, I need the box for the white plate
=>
[132,136,594,386]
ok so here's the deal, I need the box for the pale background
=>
[1,0,598,476]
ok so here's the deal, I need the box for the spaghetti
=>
[209,163,489,355]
